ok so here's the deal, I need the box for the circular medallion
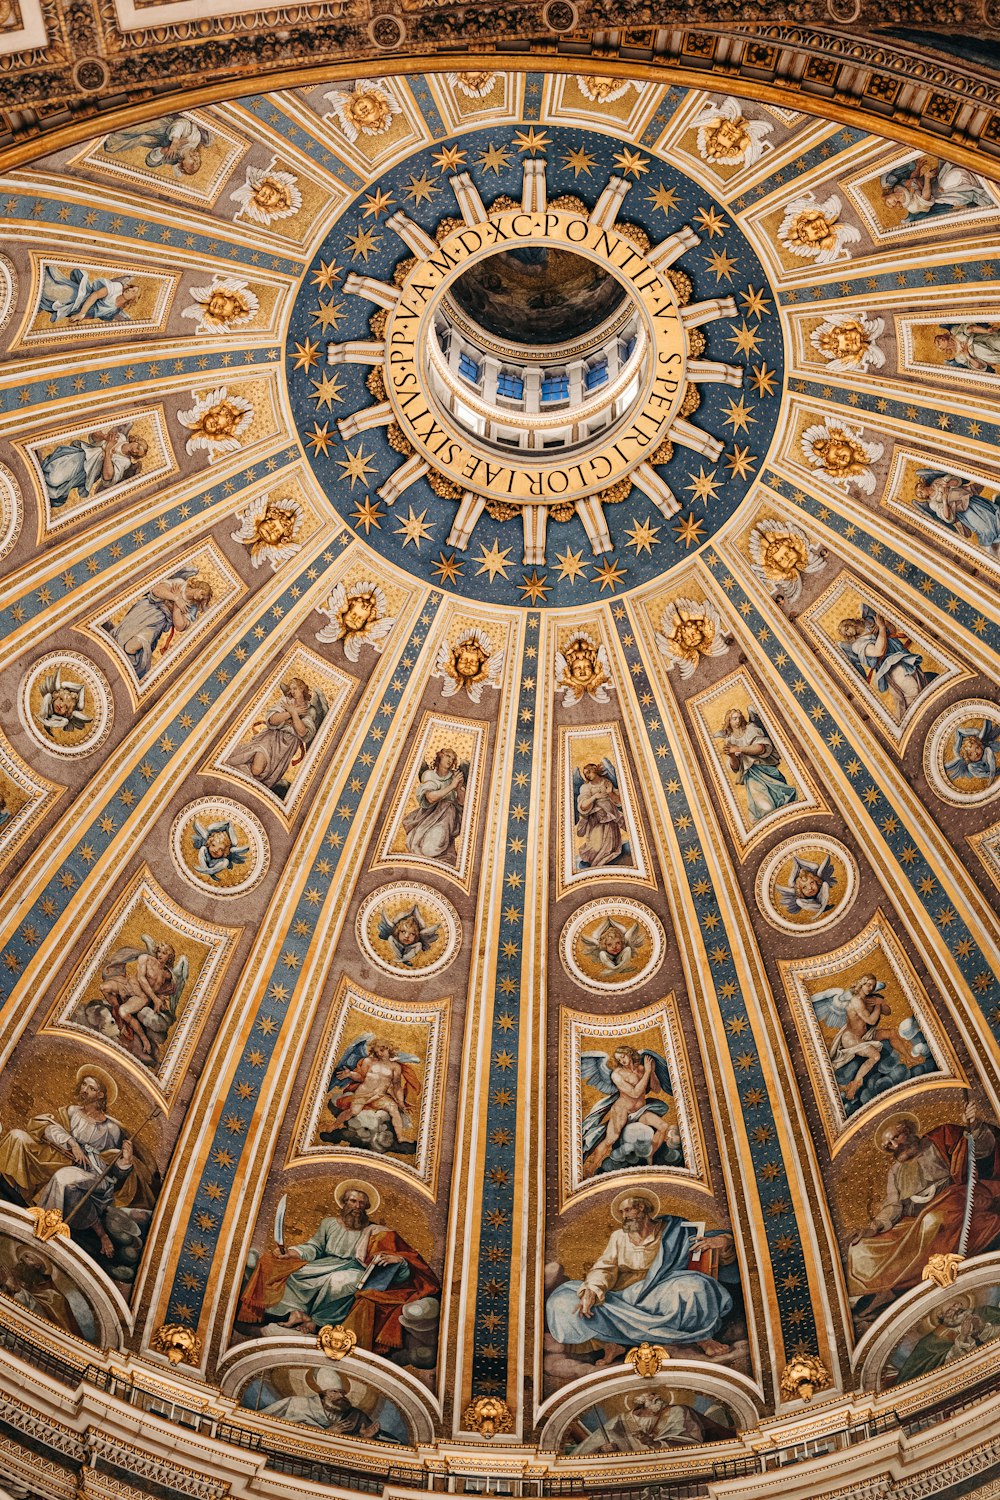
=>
[356,883,461,979]
[19,652,113,757]
[559,897,665,993]
[171,798,270,896]
[755,834,858,934]
[924,698,1000,807]
[0,462,21,563]
[288,124,783,608]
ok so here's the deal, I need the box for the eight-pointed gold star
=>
[562,146,595,177]
[431,144,467,172]
[292,336,321,371]
[686,465,722,504]
[352,496,383,532]
[309,371,345,408]
[727,319,762,356]
[704,247,738,282]
[347,227,381,261]
[624,515,661,554]
[722,395,757,433]
[395,505,433,549]
[613,147,648,177]
[646,183,679,214]
[337,444,378,487]
[554,547,587,582]
[478,142,513,174]
[306,421,335,456]
[311,299,347,332]
[740,284,773,319]
[310,258,341,291]
[362,187,394,218]
[475,538,513,580]
[726,444,758,480]
[405,171,439,205]
[513,126,550,154]
[693,205,726,238]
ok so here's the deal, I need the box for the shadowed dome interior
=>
[447,245,628,345]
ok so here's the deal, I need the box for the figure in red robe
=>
[238,1183,439,1356]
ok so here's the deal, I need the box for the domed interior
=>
[448,245,628,346]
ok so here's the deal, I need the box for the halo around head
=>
[611,1188,661,1222]
[334,1178,381,1215]
[75,1063,118,1108]
[878,1113,920,1151]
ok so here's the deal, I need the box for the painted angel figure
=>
[581,916,643,972]
[580,1045,683,1179]
[554,634,614,706]
[95,938,189,1063]
[573,759,627,869]
[776,852,836,919]
[913,470,1000,554]
[934,322,1000,374]
[103,113,210,177]
[433,629,504,703]
[717,707,798,824]
[192,818,250,879]
[227,676,326,796]
[41,425,148,508]
[835,603,937,721]
[945,717,1000,789]
[778,191,861,265]
[38,265,140,326]
[316,580,395,662]
[325,1033,421,1152]
[37,668,92,736]
[810,974,930,1108]
[881,156,992,220]
[377,903,440,965]
[691,95,774,167]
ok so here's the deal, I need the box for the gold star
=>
[705,247,738,283]
[312,299,347,333]
[594,556,627,592]
[624,515,660,554]
[674,512,705,547]
[725,444,757,480]
[685,465,721,504]
[405,171,439,205]
[431,144,467,172]
[311,258,341,291]
[613,147,648,177]
[337,444,377,487]
[352,496,383,532]
[750,361,777,397]
[554,546,587,582]
[478,142,512,174]
[513,126,550,154]
[362,187,394,218]
[306,421,336,456]
[292,337,321,371]
[475,538,513,580]
[432,550,463,584]
[310,371,345,408]
[722,395,756,433]
[562,146,595,178]
[347,227,381,262]
[646,183,679,214]
[519,569,550,604]
[727,320,762,357]
[395,505,433,549]
[740,284,772,319]
[693,205,726,238]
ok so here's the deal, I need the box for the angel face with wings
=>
[192,817,250,880]
[554,635,614,706]
[574,760,627,869]
[37,668,93,738]
[776,852,836,920]
[91,937,189,1064]
[316,580,395,663]
[581,1046,682,1179]
[580,916,644,975]
[323,1033,422,1155]
[376,903,440,966]
[434,629,504,703]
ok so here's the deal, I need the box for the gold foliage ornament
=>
[463,1394,515,1438]
[779,1353,832,1403]
[317,1323,358,1360]
[624,1341,670,1377]
[150,1323,203,1365]
[27,1206,70,1242]
[923,1251,965,1288]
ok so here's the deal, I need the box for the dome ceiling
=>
[0,67,999,1465]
